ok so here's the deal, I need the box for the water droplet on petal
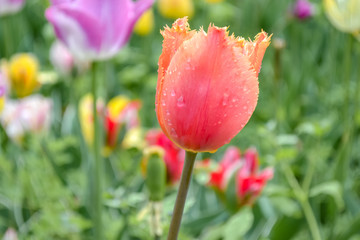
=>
[171,90,176,97]
[177,96,185,107]
[170,128,178,138]
[222,93,229,106]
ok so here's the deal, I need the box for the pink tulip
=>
[49,41,74,75]
[3,228,18,240]
[236,148,273,205]
[156,18,271,153]
[209,147,273,207]
[0,0,25,16]
[45,0,154,61]
[293,0,314,20]
[0,95,52,143]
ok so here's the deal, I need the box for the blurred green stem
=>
[1,16,12,57]
[302,154,316,194]
[91,62,103,240]
[334,35,353,183]
[282,164,322,240]
[167,151,197,240]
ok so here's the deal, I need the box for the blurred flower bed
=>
[0,0,360,239]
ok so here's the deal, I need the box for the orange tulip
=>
[156,17,271,153]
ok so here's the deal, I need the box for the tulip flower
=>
[45,0,155,61]
[0,95,52,143]
[49,41,88,76]
[134,9,154,36]
[209,147,273,207]
[8,53,39,98]
[145,129,185,184]
[205,0,224,3]
[156,17,271,153]
[324,0,360,34]
[0,0,25,16]
[79,94,141,155]
[158,0,194,19]
[3,228,18,240]
[292,0,314,20]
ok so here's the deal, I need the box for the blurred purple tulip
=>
[0,0,25,16]
[293,0,314,20]
[45,0,154,61]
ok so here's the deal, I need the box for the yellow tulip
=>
[79,94,141,156]
[122,127,146,149]
[134,9,155,36]
[79,94,98,146]
[205,0,224,3]
[324,0,360,33]
[8,53,40,98]
[158,0,194,19]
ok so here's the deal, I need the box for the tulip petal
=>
[156,17,196,136]
[243,31,271,77]
[133,0,156,21]
[157,25,259,152]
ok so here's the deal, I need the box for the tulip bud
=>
[156,18,271,153]
[292,0,314,20]
[8,53,39,98]
[145,129,185,184]
[49,41,75,76]
[3,228,18,240]
[134,9,155,36]
[142,146,167,201]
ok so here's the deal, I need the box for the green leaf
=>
[310,181,344,210]
[223,207,254,240]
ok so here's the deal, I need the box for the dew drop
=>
[171,90,176,97]
[177,96,185,107]
[170,128,178,138]
[243,106,248,110]
[222,93,229,106]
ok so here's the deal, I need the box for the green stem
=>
[282,164,322,240]
[334,34,353,183]
[167,151,197,240]
[1,16,13,58]
[302,155,316,194]
[91,62,103,240]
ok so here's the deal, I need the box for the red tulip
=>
[209,147,273,207]
[146,129,185,184]
[208,146,242,191]
[156,17,271,153]
[236,148,273,205]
